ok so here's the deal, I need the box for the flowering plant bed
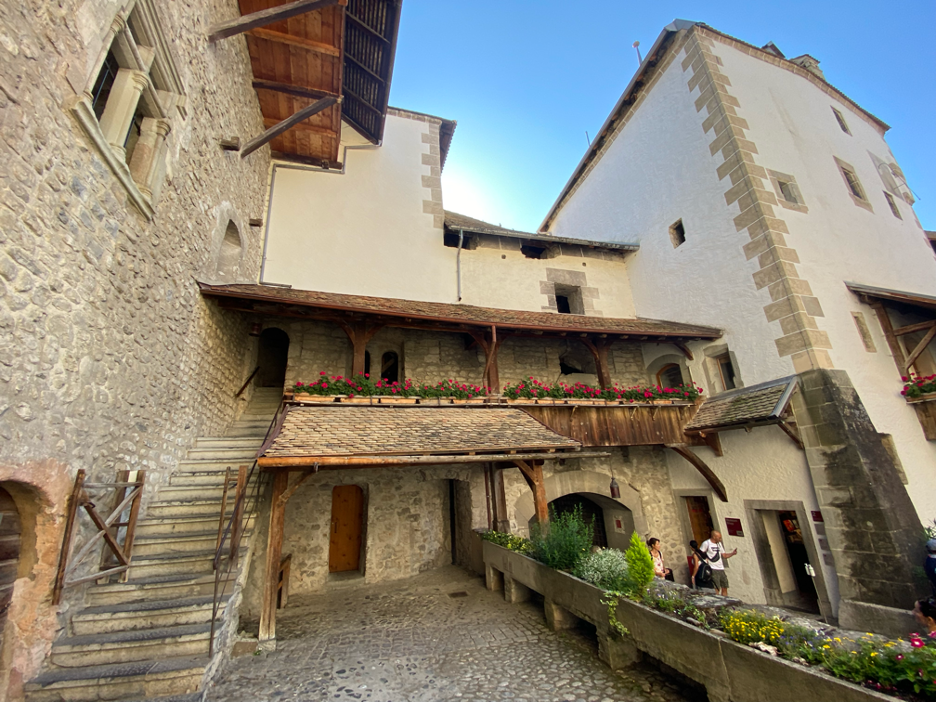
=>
[502,377,702,403]
[292,374,489,400]
[902,375,936,400]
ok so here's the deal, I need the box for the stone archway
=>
[512,470,647,545]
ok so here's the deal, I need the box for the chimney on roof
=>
[762,41,785,59]
[790,54,825,80]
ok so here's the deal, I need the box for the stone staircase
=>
[25,388,282,702]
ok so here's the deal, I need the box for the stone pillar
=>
[598,632,641,670]
[485,564,503,592]
[790,369,925,625]
[129,117,170,197]
[98,69,148,160]
[543,599,578,630]
[503,575,531,604]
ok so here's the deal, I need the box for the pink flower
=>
[911,638,924,649]
[321,383,328,389]
[348,393,355,398]
[364,373,370,378]
[296,381,304,386]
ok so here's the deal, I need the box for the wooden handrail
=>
[53,469,145,604]
[235,366,261,398]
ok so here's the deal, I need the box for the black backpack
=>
[694,550,714,588]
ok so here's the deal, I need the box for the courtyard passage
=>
[207,566,703,702]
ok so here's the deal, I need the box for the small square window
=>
[778,180,798,205]
[832,107,851,135]
[555,295,571,314]
[669,219,686,248]
[883,192,902,219]
[91,51,120,120]
[715,353,736,391]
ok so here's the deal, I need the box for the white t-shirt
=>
[700,539,726,571]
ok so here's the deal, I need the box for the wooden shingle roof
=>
[684,377,797,433]
[261,406,581,459]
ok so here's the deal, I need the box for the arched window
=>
[215,220,242,279]
[381,351,399,383]
[656,363,684,389]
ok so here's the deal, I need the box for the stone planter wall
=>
[483,542,892,702]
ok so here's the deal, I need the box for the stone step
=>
[133,529,253,558]
[87,574,236,607]
[125,549,245,580]
[135,514,249,537]
[52,623,213,667]
[170,469,251,486]
[24,656,208,702]
[185,447,261,461]
[193,436,264,449]
[71,596,227,636]
[145,497,258,519]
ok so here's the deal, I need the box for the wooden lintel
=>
[666,445,728,502]
[246,28,341,57]
[253,79,340,103]
[894,319,936,336]
[241,95,339,158]
[208,0,346,43]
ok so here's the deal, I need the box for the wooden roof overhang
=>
[847,281,936,378]
[209,0,401,165]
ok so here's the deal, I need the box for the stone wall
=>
[0,0,270,689]
[277,318,651,390]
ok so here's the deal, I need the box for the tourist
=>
[926,538,936,597]
[647,538,673,581]
[699,530,737,596]
[689,540,714,590]
[913,598,936,634]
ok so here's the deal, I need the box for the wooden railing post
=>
[230,465,248,566]
[52,470,86,605]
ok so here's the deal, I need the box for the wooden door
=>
[329,485,364,573]
[685,495,714,546]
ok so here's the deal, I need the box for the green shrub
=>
[624,531,654,591]
[573,548,630,591]
[479,530,534,555]
[530,505,593,571]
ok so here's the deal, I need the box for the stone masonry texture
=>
[0,0,270,690]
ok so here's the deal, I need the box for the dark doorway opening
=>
[777,510,819,609]
[548,493,608,548]
[381,351,399,383]
[0,487,22,639]
[257,328,289,388]
[364,350,371,377]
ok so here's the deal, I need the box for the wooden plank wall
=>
[520,405,700,447]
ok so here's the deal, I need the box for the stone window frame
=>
[767,169,808,214]
[833,156,873,213]
[68,0,185,220]
[540,268,601,316]
[831,107,852,135]
[883,191,902,220]
[701,344,741,394]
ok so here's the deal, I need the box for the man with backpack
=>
[694,530,738,596]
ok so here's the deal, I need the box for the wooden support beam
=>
[579,337,612,388]
[338,320,384,377]
[514,460,548,524]
[253,79,340,102]
[241,95,339,158]
[675,341,694,361]
[699,432,723,457]
[83,504,129,566]
[905,325,936,375]
[894,319,936,336]
[277,467,319,506]
[52,470,86,605]
[208,0,346,43]
[870,303,907,375]
[666,445,728,502]
[777,419,804,451]
[262,117,337,137]
[246,27,341,57]
[259,471,289,643]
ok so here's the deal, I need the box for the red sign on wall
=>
[811,511,824,522]
[725,518,744,537]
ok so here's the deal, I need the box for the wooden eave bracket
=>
[777,418,804,451]
[666,444,728,502]
[208,0,347,43]
[241,95,341,158]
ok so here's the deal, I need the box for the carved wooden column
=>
[580,337,613,388]
[339,320,383,377]
[514,459,548,524]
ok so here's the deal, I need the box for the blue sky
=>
[389,1,936,232]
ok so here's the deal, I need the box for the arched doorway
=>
[0,487,22,640]
[544,493,609,548]
[257,328,290,388]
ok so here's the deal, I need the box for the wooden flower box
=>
[907,393,936,440]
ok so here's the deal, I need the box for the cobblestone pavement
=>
[207,566,705,702]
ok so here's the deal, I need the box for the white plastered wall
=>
[262,116,457,301]
[713,41,936,524]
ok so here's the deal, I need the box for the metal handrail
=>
[235,366,261,398]
[208,396,287,656]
